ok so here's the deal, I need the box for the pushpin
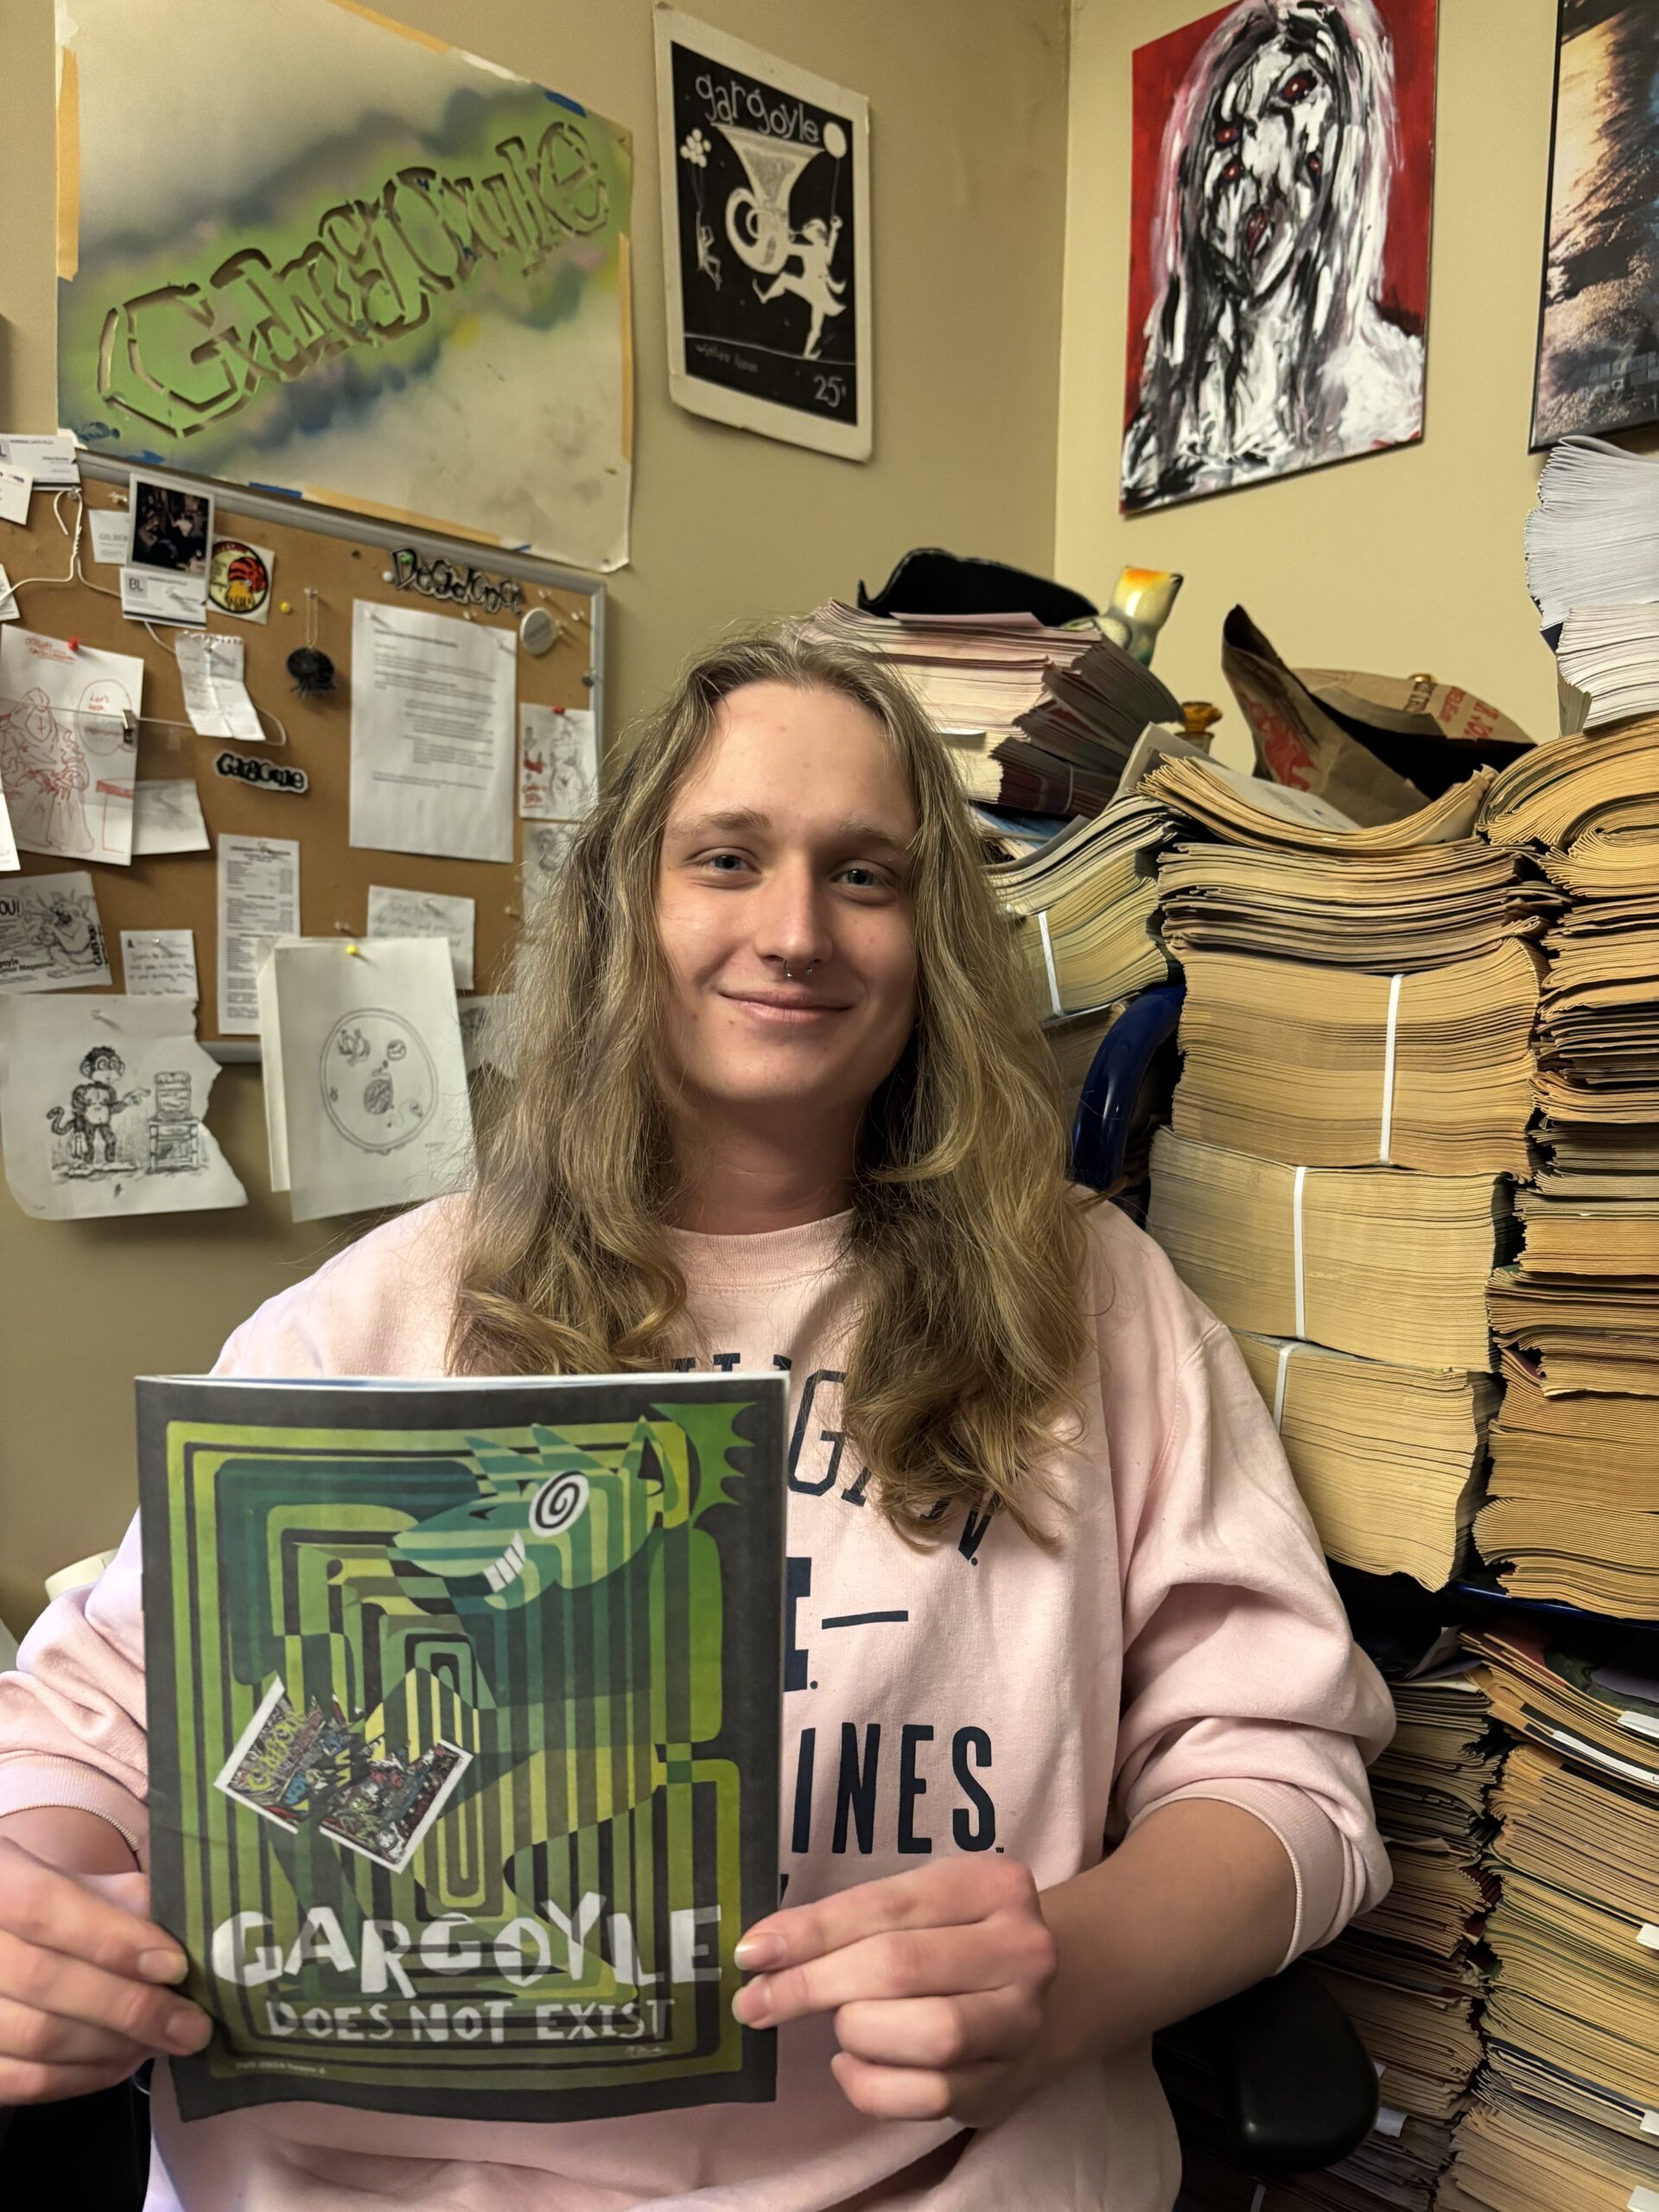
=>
[67,635,80,652]
[346,942,362,957]
[279,599,293,614]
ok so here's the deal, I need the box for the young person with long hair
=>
[0,629,1392,2210]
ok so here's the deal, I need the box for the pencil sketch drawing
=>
[321,1010,439,1154]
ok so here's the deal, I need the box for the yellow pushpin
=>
[278,599,293,614]
[346,942,361,957]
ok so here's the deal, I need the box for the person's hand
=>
[731,1859,1058,2126]
[0,1834,213,2103]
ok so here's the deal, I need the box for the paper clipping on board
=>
[0,468,32,526]
[266,937,474,1222]
[208,538,274,624]
[0,871,110,990]
[0,994,245,1219]
[119,567,207,625]
[350,601,515,862]
[121,928,198,999]
[0,783,15,874]
[523,821,578,920]
[86,508,132,565]
[0,568,18,623]
[217,834,300,1034]
[175,632,263,742]
[0,626,141,867]
[0,434,78,488]
[132,779,209,855]
[366,886,476,989]
[457,994,515,1076]
[518,703,598,820]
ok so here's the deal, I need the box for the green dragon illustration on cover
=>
[139,1374,785,2121]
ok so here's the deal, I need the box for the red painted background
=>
[1122,0,1439,430]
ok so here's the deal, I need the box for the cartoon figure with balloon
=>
[683,108,852,361]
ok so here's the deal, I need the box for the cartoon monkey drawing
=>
[47,1045,149,1170]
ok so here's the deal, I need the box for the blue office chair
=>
[1067,985,1381,2182]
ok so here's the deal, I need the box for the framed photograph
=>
[653,7,872,461]
[1121,0,1437,513]
[1532,1,1659,446]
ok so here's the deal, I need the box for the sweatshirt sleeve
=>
[1109,1313,1395,1968]
[0,1308,316,1863]
[0,1204,461,1857]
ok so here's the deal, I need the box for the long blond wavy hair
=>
[449,625,1098,1539]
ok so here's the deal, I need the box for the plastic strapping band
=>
[1292,1166,1308,1339]
[1273,1340,1296,1431]
[1378,972,1403,1164]
[1036,910,1062,1019]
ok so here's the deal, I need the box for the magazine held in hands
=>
[137,1370,786,2121]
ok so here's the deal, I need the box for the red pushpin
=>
[67,635,81,652]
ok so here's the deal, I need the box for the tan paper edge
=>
[326,0,451,57]
[55,46,80,281]
[620,232,635,466]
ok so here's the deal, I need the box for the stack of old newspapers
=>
[1142,754,1549,1593]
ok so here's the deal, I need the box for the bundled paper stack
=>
[1478,1361,1656,1615]
[1232,1335,1495,1587]
[1476,728,1659,1611]
[1524,434,1659,639]
[802,600,1180,815]
[1300,1666,1503,2212]
[1169,941,1540,1178]
[1147,757,1555,972]
[986,793,1176,1020]
[1147,1134,1501,1374]
[1437,1625,1659,2212]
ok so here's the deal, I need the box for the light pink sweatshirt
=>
[0,1194,1392,2212]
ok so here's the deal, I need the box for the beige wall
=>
[0,0,1069,1631]
[1057,0,1562,767]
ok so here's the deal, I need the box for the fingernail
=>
[734,1932,781,1970]
[139,1948,188,1983]
[732,1980,772,2026]
[166,2009,211,2053]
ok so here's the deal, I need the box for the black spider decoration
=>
[286,645,335,697]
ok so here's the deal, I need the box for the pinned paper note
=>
[366,885,476,989]
[175,630,264,742]
[457,994,515,1076]
[121,928,198,999]
[120,566,208,625]
[0,434,78,488]
[0,626,141,867]
[0,468,33,526]
[0,871,110,991]
[265,937,474,1223]
[519,703,599,820]
[132,779,209,855]
[218,834,300,1034]
[350,601,515,861]
[0,993,245,1219]
[87,508,132,565]
[0,567,17,623]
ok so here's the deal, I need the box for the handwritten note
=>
[366,885,476,990]
[121,928,198,999]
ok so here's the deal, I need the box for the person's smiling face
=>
[654,681,920,1131]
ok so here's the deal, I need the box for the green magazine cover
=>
[137,1371,785,2122]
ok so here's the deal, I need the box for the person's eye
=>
[836,863,897,894]
[695,849,753,878]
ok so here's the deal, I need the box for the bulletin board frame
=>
[2,458,606,1058]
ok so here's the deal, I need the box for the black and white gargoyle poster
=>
[654,8,872,461]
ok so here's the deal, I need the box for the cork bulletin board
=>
[1,458,605,1050]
